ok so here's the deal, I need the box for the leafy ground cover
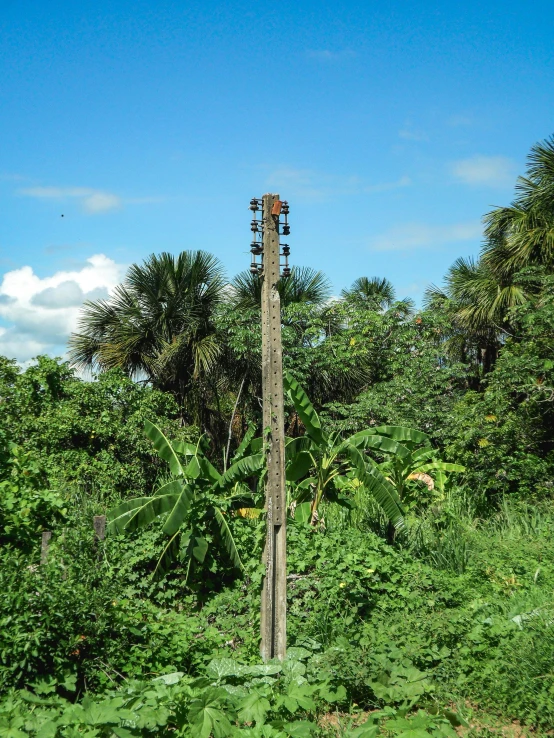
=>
[1,492,553,735]
[1,345,554,736]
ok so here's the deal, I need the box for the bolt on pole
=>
[250,193,289,661]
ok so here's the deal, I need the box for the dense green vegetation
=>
[1,136,554,736]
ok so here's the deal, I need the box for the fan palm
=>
[219,266,336,428]
[341,276,395,308]
[424,256,529,373]
[424,137,554,374]
[483,136,554,278]
[68,251,226,414]
[341,276,414,316]
[230,266,331,310]
[444,256,528,332]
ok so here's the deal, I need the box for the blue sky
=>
[1,0,553,361]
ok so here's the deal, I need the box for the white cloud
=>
[365,176,411,193]
[451,156,515,188]
[305,49,356,61]
[267,167,355,200]
[398,117,428,142]
[370,221,482,252]
[82,192,122,213]
[18,186,123,213]
[398,128,427,142]
[0,173,27,182]
[266,167,410,201]
[448,114,472,127]
[0,254,125,362]
[31,281,86,308]
[396,280,431,303]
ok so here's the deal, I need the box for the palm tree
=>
[424,256,528,374]
[423,136,554,375]
[216,267,332,440]
[445,256,528,332]
[483,135,554,278]
[341,276,414,316]
[341,276,395,308]
[68,251,226,419]
[230,266,331,310]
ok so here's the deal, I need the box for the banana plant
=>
[283,372,463,529]
[107,420,263,580]
[284,373,409,528]
[378,445,465,509]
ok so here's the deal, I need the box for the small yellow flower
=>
[366,568,375,574]
[339,582,346,588]
[350,337,356,346]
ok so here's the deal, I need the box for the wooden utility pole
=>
[257,193,288,661]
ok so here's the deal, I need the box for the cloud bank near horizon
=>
[0,255,126,364]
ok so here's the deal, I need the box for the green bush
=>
[0,444,66,552]
[0,358,191,502]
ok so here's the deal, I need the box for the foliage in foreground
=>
[2,504,554,731]
[0,652,464,737]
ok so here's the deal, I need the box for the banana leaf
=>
[374,425,431,447]
[107,479,184,534]
[233,423,257,462]
[284,372,325,447]
[218,453,263,488]
[144,420,184,476]
[343,431,411,459]
[347,445,405,530]
[214,507,243,570]
[162,484,194,535]
[286,451,313,482]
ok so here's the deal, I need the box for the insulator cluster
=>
[249,198,264,273]
[248,197,291,277]
[280,201,290,237]
[281,243,291,278]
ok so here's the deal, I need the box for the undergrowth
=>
[1,492,554,733]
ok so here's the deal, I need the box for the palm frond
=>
[341,276,396,310]
[230,267,331,310]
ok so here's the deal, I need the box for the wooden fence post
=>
[93,515,106,541]
[40,531,51,565]
[93,515,106,565]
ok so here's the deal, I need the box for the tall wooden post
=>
[260,193,287,661]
